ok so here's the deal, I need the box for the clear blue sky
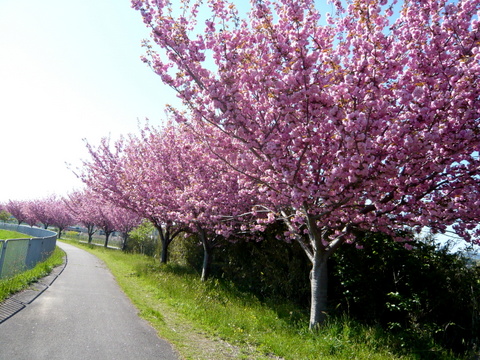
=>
[0,0,177,202]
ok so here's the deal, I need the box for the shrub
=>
[125,221,158,257]
[330,232,480,355]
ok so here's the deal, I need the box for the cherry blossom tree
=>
[6,196,74,236]
[65,190,99,243]
[95,204,118,248]
[140,125,257,280]
[133,0,480,328]
[48,197,76,238]
[5,200,27,225]
[82,124,254,275]
[25,196,56,229]
[81,134,185,261]
[66,190,127,247]
[109,205,142,250]
[23,200,41,227]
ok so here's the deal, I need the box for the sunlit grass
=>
[0,246,65,302]
[0,229,30,240]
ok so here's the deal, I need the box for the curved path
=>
[0,242,178,360]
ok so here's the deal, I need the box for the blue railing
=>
[0,223,57,279]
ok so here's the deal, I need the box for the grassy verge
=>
[60,238,462,360]
[0,229,31,240]
[0,246,65,302]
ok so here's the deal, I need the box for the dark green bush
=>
[168,222,311,305]
[330,232,480,356]
[213,223,310,306]
[169,232,203,267]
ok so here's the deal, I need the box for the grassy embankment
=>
[60,237,462,360]
[0,230,65,302]
[0,229,30,240]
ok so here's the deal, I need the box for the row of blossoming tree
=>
[0,194,141,249]
[124,0,480,329]
[81,125,258,278]
[1,197,75,237]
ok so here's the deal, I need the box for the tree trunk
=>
[156,224,169,264]
[152,221,183,264]
[87,224,95,244]
[199,229,212,282]
[121,233,128,251]
[104,232,110,247]
[297,211,346,330]
[160,237,169,263]
[309,250,329,329]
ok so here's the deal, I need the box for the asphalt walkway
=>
[0,242,178,360]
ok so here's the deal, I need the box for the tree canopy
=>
[130,0,480,327]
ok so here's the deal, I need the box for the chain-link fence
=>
[0,223,57,279]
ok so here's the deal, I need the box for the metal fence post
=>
[0,240,6,278]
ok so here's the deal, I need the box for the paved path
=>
[0,242,178,360]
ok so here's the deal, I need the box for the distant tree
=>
[81,134,185,263]
[134,0,480,328]
[0,209,11,223]
[95,204,117,248]
[65,190,99,243]
[109,205,142,250]
[49,197,75,238]
[67,191,117,247]
[5,200,27,225]
[126,220,157,255]
[23,200,40,227]
[25,196,56,229]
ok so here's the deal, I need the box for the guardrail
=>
[0,223,57,279]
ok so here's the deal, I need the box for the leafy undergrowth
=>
[0,246,65,302]
[61,239,462,360]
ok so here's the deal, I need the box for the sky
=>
[0,0,178,203]
[0,0,331,204]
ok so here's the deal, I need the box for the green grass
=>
[0,246,65,302]
[0,229,30,240]
[60,238,466,360]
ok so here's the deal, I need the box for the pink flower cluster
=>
[128,0,480,249]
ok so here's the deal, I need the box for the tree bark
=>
[157,224,169,264]
[309,249,329,329]
[154,222,183,264]
[104,231,111,248]
[87,224,95,244]
[199,229,212,282]
[160,236,169,264]
[121,233,128,251]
